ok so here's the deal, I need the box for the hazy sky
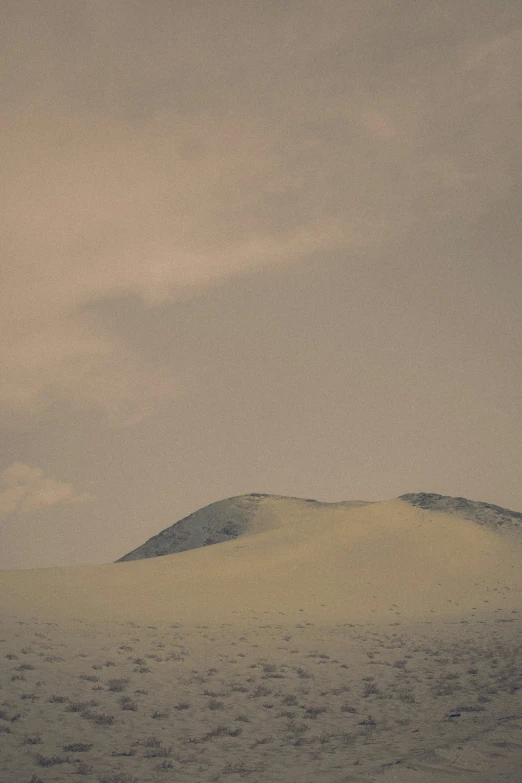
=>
[1,0,521,570]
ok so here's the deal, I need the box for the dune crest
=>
[0,496,520,624]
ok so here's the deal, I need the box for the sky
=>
[1,0,521,571]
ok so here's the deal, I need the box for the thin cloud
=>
[1,3,519,423]
[0,463,93,519]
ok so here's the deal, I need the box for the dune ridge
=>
[1,493,521,782]
[0,496,520,625]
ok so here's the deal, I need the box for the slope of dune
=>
[1,494,521,783]
[115,493,372,561]
[1,497,520,624]
[399,492,522,531]
[116,492,522,565]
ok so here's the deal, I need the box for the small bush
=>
[119,696,138,711]
[144,745,172,758]
[81,709,115,725]
[23,734,42,744]
[305,706,327,719]
[151,709,170,719]
[34,754,70,767]
[63,743,93,752]
[75,762,94,775]
[106,678,130,692]
[67,700,97,713]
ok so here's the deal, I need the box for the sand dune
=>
[1,496,520,624]
[1,494,520,782]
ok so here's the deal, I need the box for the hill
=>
[0,494,520,625]
[116,491,521,563]
[115,493,372,562]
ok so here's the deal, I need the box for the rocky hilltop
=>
[116,491,520,563]
[399,492,522,531]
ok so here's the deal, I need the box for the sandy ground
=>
[0,499,521,782]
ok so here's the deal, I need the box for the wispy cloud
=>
[1,2,520,424]
[0,463,93,519]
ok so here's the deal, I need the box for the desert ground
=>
[0,496,521,782]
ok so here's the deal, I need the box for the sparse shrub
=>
[47,694,67,703]
[250,685,271,698]
[67,700,97,712]
[208,698,224,710]
[106,677,130,692]
[307,651,330,660]
[75,762,94,775]
[63,743,93,752]
[98,776,138,783]
[156,760,174,770]
[305,705,327,719]
[222,761,255,774]
[79,674,100,682]
[0,709,21,722]
[340,704,357,713]
[206,726,242,739]
[23,734,42,744]
[144,745,172,758]
[119,696,138,711]
[151,709,170,719]
[81,709,115,725]
[363,682,380,697]
[134,736,161,748]
[174,701,190,710]
[34,753,70,767]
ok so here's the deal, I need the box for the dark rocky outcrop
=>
[399,492,521,531]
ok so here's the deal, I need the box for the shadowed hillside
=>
[116,491,520,563]
[399,492,522,531]
[115,493,372,562]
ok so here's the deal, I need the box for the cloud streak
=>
[0,463,93,520]
[1,1,520,423]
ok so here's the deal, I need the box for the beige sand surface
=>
[0,498,521,782]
